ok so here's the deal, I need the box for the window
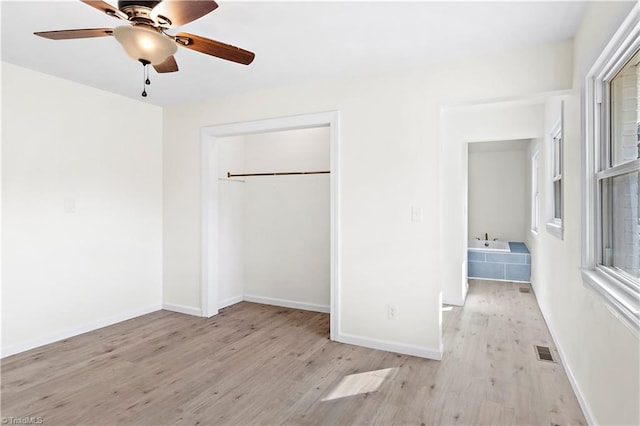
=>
[605,50,640,280]
[531,151,539,233]
[583,7,639,334]
[546,107,564,239]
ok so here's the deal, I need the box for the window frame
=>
[546,106,564,240]
[582,5,640,336]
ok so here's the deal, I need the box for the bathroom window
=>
[531,151,539,234]
[583,10,639,335]
[546,109,564,240]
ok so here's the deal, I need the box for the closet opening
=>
[200,112,340,341]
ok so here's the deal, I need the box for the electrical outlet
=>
[387,304,397,320]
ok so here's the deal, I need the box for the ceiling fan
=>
[34,0,255,96]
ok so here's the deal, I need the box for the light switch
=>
[411,206,423,222]
[63,198,76,214]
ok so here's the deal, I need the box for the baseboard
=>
[1,303,162,358]
[532,292,595,425]
[469,277,531,284]
[162,303,202,317]
[218,295,243,309]
[442,297,465,306]
[243,294,330,313]
[337,332,443,361]
[164,295,329,316]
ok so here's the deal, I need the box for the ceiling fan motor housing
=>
[118,1,166,25]
[118,1,162,11]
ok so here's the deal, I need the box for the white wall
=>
[468,141,528,242]
[524,3,640,423]
[244,127,330,173]
[1,63,163,356]
[163,39,573,359]
[244,174,330,308]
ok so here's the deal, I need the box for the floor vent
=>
[535,345,555,362]
[519,287,531,293]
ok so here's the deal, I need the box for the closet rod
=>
[227,171,330,178]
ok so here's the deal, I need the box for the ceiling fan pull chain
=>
[139,59,150,97]
[141,64,147,97]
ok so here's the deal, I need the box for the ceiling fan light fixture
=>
[113,25,176,65]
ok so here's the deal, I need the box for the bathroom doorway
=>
[466,139,532,283]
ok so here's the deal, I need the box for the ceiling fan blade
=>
[34,28,114,40]
[175,32,255,65]
[151,0,218,28]
[80,1,128,20]
[153,55,179,73]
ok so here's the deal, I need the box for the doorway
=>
[200,111,340,340]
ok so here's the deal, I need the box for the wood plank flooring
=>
[1,280,586,425]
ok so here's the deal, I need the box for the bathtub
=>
[468,239,511,253]
[468,241,531,282]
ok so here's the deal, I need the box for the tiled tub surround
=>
[468,242,531,282]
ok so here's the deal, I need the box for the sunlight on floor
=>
[442,306,453,312]
[321,368,397,402]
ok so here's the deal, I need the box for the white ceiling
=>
[468,139,530,153]
[1,1,587,106]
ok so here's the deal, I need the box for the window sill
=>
[545,221,563,240]
[581,268,640,337]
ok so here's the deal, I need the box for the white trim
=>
[582,3,640,333]
[243,295,330,313]
[219,295,243,309]
[593,8,640,85]
[162,303,203,317]
[531,287,596,425]
[469,277,531,284]
[1,304,162,358]
[200,111,341,339]
[581,270,639,336]
[461,259,469,303]
[170,294,331,315]
[531,150,540,233]
[337,332,443,361]
[437,291,444,352]
[442,296,465,307]
[596,158,640,180]
[546,108,564,240]
[329,112,342,340]
[545,220,563,240]
[582,75,596,268]
[200,130,219,318]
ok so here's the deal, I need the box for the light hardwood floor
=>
[1,280,586,425]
